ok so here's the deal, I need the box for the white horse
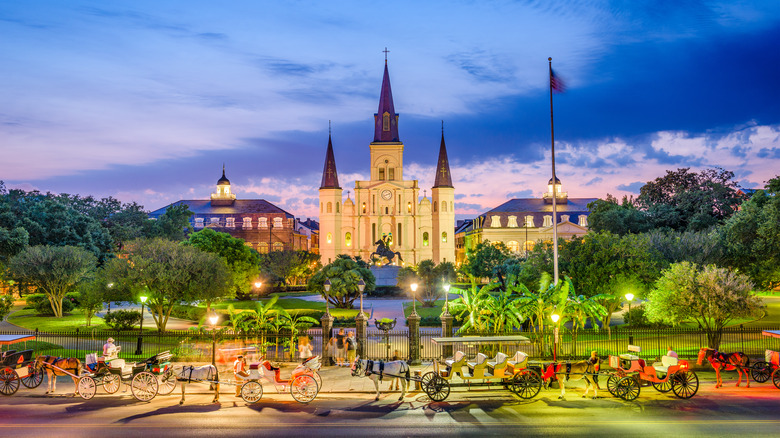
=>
[176,365,220,405]
[351,356,410,401]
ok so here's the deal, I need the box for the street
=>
[1,371,779,437]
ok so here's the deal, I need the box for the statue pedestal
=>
[370,265,401,286]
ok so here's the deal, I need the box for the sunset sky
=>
[2,1,779,221]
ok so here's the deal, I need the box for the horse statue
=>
[34,355,82,396]
[697,347,750,388]
[370,237,403,266]
[351,356,410,401]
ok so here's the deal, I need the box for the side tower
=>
[431,129,455,263]
[318,134,343,265]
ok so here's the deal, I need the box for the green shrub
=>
[170,305,207,322]
[65,292,80,307]
[366,286,403,297]
[104,310,142,330]
[25,293,74,315]
[624,304,668,328]
[0,295,13,321]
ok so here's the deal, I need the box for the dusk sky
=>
[2,1,780,221]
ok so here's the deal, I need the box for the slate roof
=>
[148,200,295,218]
[475,197,598,228]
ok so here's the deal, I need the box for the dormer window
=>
[383,112,390,131]
[490,215,501,228]
[543,215,552,227]
[579,215,588,227]
[226,217,235,228]
[243,217,252,229]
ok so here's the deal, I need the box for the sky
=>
[2,0,780,222]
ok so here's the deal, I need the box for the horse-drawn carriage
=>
[749,330,780,389]
[0,335,43,396]
[77,349,176,401]
[421,336,543,401]
[605,345,699,401]
[238,355,322,404]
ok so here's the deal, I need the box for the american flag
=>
[550,68,566,93]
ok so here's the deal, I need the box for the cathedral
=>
[318,59,455,266]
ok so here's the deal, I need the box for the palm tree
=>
[515,273,569,356]
[561,292,609,357]
[448,283,490,333]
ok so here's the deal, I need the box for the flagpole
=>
[548,57,559,286]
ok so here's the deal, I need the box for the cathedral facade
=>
[318,60,455,266]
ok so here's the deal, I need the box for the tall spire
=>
[374,57,400,143]
[320,133,340,189]
[433,125,453,188]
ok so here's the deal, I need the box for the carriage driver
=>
[233,354,249,396]
[103,337,119,361]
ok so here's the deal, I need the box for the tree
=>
[187,228,261,304]
[460,241,511,284]
[720,176,780,289]
[77,276,107,327]
[646,229,725,267]
[259,250,321,286]
[104,238,231,331]
[645,262,762,348]
[396,260,457,307]
[0,294,13,321]
[7,245,96,317]
[587,195,651,235]
[143,204,193,241]
[638,167,744,232]
[307,255,375,308]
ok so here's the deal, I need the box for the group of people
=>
[326,328,358,367]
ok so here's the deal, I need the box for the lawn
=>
[210,298,363,319]
[7,308,158,332]
[402,300,447,318]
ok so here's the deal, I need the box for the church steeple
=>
[433,125,453,188]
[320,134,341,189]
[374,58,400,143]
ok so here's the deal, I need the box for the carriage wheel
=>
[511,369,543,399]
[751,361,772,383]
[606,374,619,396]
[420,371,438,392]
[0,368,20,396]
[102,373,120,394]
[131,371,159,402]
[772,369,780,390]
[157,369,177,395]
[424,374,450,402]
[78,376,97,400]
[616,376,640,401]
[652,377,672,393]
[671,370,699,399]
[21,364,44,389]
[290,375,318,403]
[241,381,263,404]
[312,371,322,390]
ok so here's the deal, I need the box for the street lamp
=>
[254,280,262,288]
[209,313,219,366]
[551,312,560,362]
[134,295,148,355]
[357,278,366,317]
[442,282,451,316]
[323,278,332,317]
[625,293,634,321]
[410,283,419,317]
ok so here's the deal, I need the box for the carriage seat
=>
[765,350,780,367]
[444,351,465,368]
[487,352,509,377]
[108,359,144,377]
[619,354,640,361]
[1,350,16,361]
[467,353,490,378]
[1,350,32,367]
[652,355,679,374]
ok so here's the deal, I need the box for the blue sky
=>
[2,0,779,221]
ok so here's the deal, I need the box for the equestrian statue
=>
[370,234,403,266]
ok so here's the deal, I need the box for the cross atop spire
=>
[433,126,454,188]
[320,132,341,189]
[374,58,400,143]
[383,47,390,63]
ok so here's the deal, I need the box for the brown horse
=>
[697,347,750,388]
[541,359,601,400]
[34,355,82,396]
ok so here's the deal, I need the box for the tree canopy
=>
[307,255,375,308]
[397,259,456,306]
[259,250,321,286]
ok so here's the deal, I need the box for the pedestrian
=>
[346,331,357,366]
[390,350,401,391]
[103,337,119,361]
[298,336,313,361]
[336,328,346,366]
[667,345,678,359]
[233,354,249,397]
[327,336,337,365]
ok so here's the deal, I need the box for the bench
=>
[487,352,509,378]
[652,355,679,374]
[443,351,467,378]
[467,353,490,378]
[766,350,780,367]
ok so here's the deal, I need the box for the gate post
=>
[441,311,453,359]
[355,311,367,358]
[408,313,421,365]
[321,312,334,366]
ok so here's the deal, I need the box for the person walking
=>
[233,354,249,397]
[335,328,346,366]
[346,331,357,366]
[298,336,313,362]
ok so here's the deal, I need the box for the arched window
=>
[524,241,535,253]
[362,202,367,214]
[320,202,323,213]
[327,202,332,213]
[273,242,283,251]
[506,240,520,252]
[441,232,447,243]
[397,224,402,247]
[407,202,412,213]
[433,202,437,212]
[423,232,429,246]
[258,242,269,254]
[336,202,340,213]
[441,201,447,212]
[385,206,389,214]
[345,232,352,247]
[383,112,390,131]
[326,232,332,244]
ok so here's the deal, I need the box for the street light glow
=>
[625,293,634,301]
[443,283,450,293]
[254,281,262,288]
[323,278,331,292]
[139,296,148,303]
[209,314,218,326]
[551,313,560,323]
[410,283,418,292]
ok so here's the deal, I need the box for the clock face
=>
[381,189,392,200]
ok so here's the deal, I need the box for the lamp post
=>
[410,283,419,317]
[442,282,451,316]
[551,312,560,361]
[625,293,634,317]
[625,293,634,345]
[357,278,366,317]
[134,295,148,355]
[209,313,219,366]
[323,278,332,317]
